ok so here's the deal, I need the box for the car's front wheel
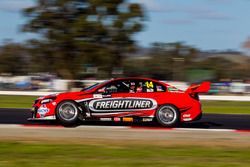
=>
[155,105,180,127]
[56,101,79,126]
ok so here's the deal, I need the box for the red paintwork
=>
[185,82,210,94]
[32,77,210,122]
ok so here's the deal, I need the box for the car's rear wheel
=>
[155,105,179,127]
[56,101,79,126]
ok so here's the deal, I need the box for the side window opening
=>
[96,80,131,94]
[137,80,166,93]
[155,83,166,92]
[117,81,130,93]
[144,81,155,92]
[96,79,166,94]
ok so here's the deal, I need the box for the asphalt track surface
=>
[0,108,250,130]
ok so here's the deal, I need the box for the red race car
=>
[29,77,210,126]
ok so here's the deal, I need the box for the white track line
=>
[75,125,128,129]
[0,124,247,133]
[0,124,24,128]
[174,128,234,132]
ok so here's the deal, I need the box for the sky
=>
[0,0,250,51]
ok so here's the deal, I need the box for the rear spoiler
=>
[185,82,211,94]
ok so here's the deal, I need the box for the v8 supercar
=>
[29,77,210,126]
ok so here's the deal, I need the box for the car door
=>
[89,79,159,117]
[107,79,165,117]
[88,79,130,116]
[119,79,167,107]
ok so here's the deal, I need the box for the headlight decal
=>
[40,97,56,104]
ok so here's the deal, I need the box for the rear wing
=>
[185,82,211,94]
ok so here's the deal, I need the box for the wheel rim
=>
[158,106,177,125]
[58,102,78,121]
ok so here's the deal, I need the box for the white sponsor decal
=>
[37,104,50,117]
[142,118,153,122]
[89,97,157,112]
[100,118,112,121]
[93,94,103,98]
[183,118,192,121]
[183,114,191,118]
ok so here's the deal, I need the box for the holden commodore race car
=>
[29,77,210,126]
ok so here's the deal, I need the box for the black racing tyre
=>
[56,100,79,126]
[155,105,180,127]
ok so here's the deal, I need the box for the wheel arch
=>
[154,103,181,127]
[55,100,82,126]
[155,103,180,114]
[56,99,83,113]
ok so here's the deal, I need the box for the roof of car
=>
[110,77,169,86]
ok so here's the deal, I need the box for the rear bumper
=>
[180,100,202,122]
[192,112,202,121]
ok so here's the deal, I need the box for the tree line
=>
[0,0,250,82]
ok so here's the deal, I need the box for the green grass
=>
[201,100,250,114]
[0,142,249,167]
[0,95,38,108]
[0,95,250,114]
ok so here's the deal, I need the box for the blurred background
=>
[1,2,250,166]
[1,0,250,94]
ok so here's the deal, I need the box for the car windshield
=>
[81,80,108,91]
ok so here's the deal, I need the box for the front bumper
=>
[28,106,56,121]
[30,106,38,119]
[28,115,56,121]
